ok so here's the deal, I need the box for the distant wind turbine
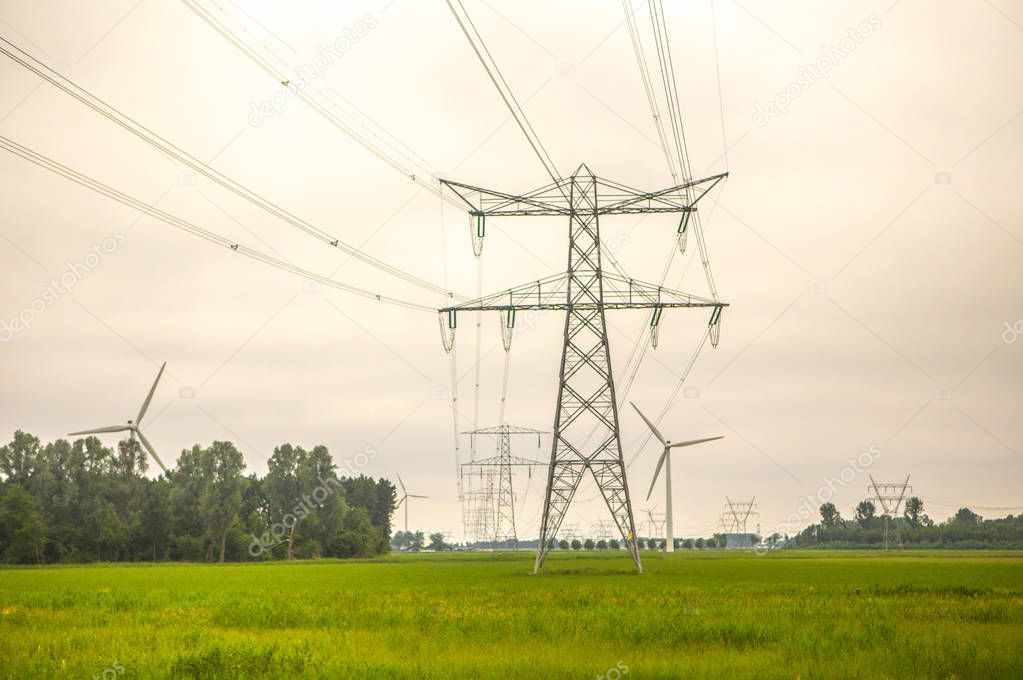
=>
[69,362,168,473]
[395,474,428,532]
[632,402,722,553]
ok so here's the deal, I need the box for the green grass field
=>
[1,551,1021,679]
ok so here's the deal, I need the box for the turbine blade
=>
[646,448,669,501]
[68,425,130,436]
[668,435,724,449]
[631,402,666,446]
[137,362,166,424]
[136,429,167,473]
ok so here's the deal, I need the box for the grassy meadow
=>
[1,550,1021,679]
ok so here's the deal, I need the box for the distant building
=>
[724,533,757,549]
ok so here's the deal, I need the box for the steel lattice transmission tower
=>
[461,425,546,547]
[439,165,727,573]
[720,497,759,532]
[720,497,759,548]
[868,475,911,551]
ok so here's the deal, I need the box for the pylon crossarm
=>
[441,172,727,217]
[466,455,547,466]
[439,272,726,314]
[594,172,728,215]
[440,178,571,216]
[463,425,546,435]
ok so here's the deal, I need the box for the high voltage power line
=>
[0,135,435,312]
[0,35,461,302]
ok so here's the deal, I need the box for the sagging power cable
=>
[0,135,435,312]
[0,34,462,301]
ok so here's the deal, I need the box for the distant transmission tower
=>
[644,507,667,542]
[720,497,759,547]
[868,475,911,551]
[461,425,545,547]
[439,166,727,573]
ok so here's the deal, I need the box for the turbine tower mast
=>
[438,167,727,572]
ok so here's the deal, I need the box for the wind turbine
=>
[395,474,428,532]
[632,402,722,553]
[69,362,168,473]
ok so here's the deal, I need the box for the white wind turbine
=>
[69,362,169,473]
[395,474,428,532]
[632,402,722,553]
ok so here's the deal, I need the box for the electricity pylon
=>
[868,475,911,550]
[461,425,546,547]
[721,497,759,533]
[439,164,727,573]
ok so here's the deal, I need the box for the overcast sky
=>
[0,0,1020,540]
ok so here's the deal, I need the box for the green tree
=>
[139,478,172,561]
[820,502,842,528]
[953,507,982,524]
[904,497,924,527]
[333,507,377,557]
[0,485,47,563]
[262,444,304,559]
[0,430,42,483]
[855,500,876,527]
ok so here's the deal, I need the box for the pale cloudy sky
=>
[0,0,1020,540]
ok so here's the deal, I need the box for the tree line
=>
[792,498,1023,549]
[0,431,396,564]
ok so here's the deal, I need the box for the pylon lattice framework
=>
[460,425,546,547]
[720,497,759,534]
[439,165,728,573]
[868,475,911,551]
